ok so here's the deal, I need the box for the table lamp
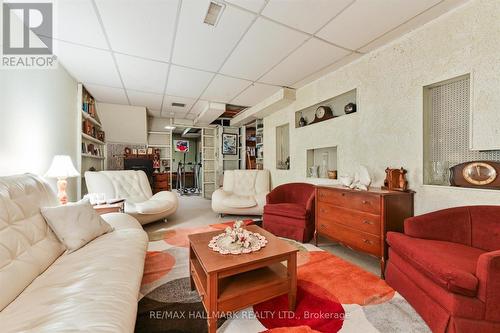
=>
[45,155,80,205]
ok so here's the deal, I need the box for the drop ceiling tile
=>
[162,95,196,114]
[291,52,361,89]
[317,0,440,50]
[173,112,188,119]
[260,38,350,86]
[201,75,251,103]
[55,0,107,48]
[358,0,469,53]
[190,100,210,116]
[94,0,178,61]
[231,83,280,106]
[220,17,308,81]
[86,84,128,104]
[147,109,162,117]
[115,54,168,94]
[56,42,122,87]
[225,0,267,13]
[173,0,254,72]
[127,90,163,110]
[262,0,353,34]
[185,114,197,120]
[166,65,214,98]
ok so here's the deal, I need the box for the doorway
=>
[171,127,202,196]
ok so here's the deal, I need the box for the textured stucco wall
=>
[263,0,500,214]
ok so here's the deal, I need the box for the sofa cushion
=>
[223,194,257,208]
[0,213,148,332]
[0,174,64,312]
[264,203,308,219]
[41,200,113,253]
[387,232,484,297]
[128,199,175,215]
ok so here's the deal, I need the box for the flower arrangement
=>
[208,221,267,255]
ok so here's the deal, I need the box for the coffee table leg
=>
[207,272,218,333]
[288,252,297,311]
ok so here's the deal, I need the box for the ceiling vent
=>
[172,102,185,107]
[204,2,225,26]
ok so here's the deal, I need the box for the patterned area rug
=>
[136,224,429,333]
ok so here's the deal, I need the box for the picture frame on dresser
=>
[314,185,414,278]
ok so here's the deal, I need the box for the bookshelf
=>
[77,84,106,199]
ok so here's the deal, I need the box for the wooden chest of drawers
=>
[315,185,414,277]
[152,172,170,193]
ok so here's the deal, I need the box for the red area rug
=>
[254,280,345,332]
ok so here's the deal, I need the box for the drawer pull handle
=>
[341,193,346,196]
[363,220,374,225]
[362,239,373,245]
[362,200,368,204]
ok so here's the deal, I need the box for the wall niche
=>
[306,146,337,179]
[295,89,357,128]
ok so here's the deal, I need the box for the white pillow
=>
[41,200,113,253]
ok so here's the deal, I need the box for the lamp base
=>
[57,178,68,205]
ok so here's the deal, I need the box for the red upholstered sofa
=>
[386,206,500,333]
[262,183,315,242]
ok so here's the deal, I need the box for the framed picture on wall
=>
[175,140,190,153]
[222,133,237,155]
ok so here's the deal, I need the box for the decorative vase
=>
[309,165,319,178]
[319,152,329,178]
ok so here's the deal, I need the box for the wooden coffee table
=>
[188,225,298,333]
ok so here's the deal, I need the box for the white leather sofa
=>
[211,169,270,216]
[85,170,178,225]
[0,174,148,332]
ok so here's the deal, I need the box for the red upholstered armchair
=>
[262,183,315,243]
[386,206,500,333]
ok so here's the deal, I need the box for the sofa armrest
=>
[404,207,471,244]
[476,250,500,321]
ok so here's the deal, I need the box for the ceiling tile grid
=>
[86,84,129,105]
[94,0,179,62]
[115,54,169,94]
[56,41,122,88]
[162,95,197,117]
[54,0,108,49]
[220,17,309,81]
[316,0,441,50]
[166,65,215,99]
[260,38,351,86]
[201,75,252,103]
[173,0,255,71]
[261,0,354,34]
[50,0,464,119]
[127,90,164,110]
[231,83,281,107]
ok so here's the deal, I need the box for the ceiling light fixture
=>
[203,1,225,27]
[164,126,176,130]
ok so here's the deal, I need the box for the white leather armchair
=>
[211,169,270,216]
[85,170,178,225]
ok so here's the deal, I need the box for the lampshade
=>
[44,155,80,178]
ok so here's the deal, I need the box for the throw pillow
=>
[41,200,113,253]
